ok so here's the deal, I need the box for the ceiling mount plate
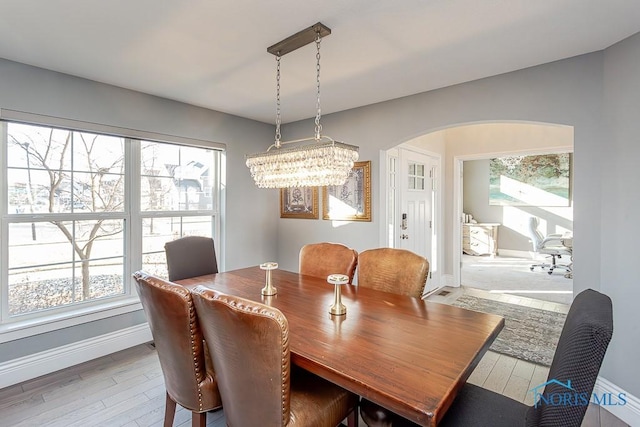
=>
[267,22,331,56]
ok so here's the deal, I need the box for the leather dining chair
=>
[164,235,218,281]
[361,288,614,427]
[299,242,359,283]
[356,248,429,297]
[191,287,360,427]
[132,271,222,427]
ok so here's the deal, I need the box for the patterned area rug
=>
[452,295,566,366]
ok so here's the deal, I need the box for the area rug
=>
[451,295,566,366]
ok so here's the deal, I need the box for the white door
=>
[393,149,440,294]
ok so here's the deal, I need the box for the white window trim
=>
[0,297,142,344]
[0,110,225,341]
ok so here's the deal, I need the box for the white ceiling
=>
[1,0,639,124]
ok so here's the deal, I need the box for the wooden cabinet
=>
[462,223,499,256]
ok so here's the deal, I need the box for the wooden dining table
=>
[177,266,504,426]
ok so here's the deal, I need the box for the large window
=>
[1,119,222,330]
[139,141,220,278]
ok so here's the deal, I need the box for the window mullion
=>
[1,122,9,322]
[128,139,141,283]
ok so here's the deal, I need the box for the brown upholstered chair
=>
[299,242,359,283]
[356,248,429,297]
[191,287,359,427]
[132,271,222,427]
[164,235,218,281]
[356,248,428,427]
[361,289,614,427]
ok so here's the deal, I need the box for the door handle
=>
[401,234,409,240]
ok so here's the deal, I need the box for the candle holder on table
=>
[328,274,349,316]
[260,262,278,296]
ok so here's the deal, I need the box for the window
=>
[1,118,222,332]
[408,162,425,190]
[140,141,219,278]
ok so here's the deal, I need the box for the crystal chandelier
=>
[246,23,359,189]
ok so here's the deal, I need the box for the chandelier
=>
[246,23,359,189]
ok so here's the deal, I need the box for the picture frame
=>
[489,153,571,207]
[323,160,371,221]
[280,187,319,219]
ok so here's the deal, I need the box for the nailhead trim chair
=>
[192,286,359,427]
[133,271,222,427]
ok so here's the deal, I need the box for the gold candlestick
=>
[260,262,278,296]
[328,274,349,316]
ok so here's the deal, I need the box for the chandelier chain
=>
[314,31,322,140]
[247,22,360,188]
[275,52,282,147]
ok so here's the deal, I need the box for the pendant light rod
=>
[267,22,331,56]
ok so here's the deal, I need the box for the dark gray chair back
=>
[165,236,218,281]
[526,289,613,426]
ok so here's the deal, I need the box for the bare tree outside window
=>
[3,122,219,317]
[7,123,126,312]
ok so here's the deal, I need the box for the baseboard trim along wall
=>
[594,376,640,427]
[0,323,153,389]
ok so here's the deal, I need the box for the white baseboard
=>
[593,376,640,426]
[0,323,152,389]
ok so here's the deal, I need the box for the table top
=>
[178,267,504,426]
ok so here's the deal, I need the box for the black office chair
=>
[164,235,218,281]
[361,288,613,427]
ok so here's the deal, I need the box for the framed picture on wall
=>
[489,153,571,206]
[280,187,319,219]
[322,160,371,221]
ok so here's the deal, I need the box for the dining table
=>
[177,266,504,426]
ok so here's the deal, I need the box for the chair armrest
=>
[541,236,565,245]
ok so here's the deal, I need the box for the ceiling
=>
[1,0,639,124]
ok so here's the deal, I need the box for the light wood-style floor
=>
[0,288,628,427]
[428,287,628,427]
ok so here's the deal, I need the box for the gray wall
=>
[0,58,277,360]
[279,38,638,396]
[279,52,603,288]
[600,32,640,397]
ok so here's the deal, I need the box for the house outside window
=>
[0,118,222,336]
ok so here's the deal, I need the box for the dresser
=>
[462,223,500,256]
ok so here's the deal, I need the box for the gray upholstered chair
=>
[299,242,358,283]
[360,288,613,427]
[356,248,429,298]
[132,271,222,427]
[191,287,359,427]
[164,235,218,281]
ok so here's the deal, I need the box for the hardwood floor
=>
[0,288,628,426]
[0,344,225,427]
[429,286,628,427]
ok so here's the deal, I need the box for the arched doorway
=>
[385,121,574,305]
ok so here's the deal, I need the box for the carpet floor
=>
[461,255,573,305]
[452,294,566,366]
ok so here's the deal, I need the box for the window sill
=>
[0,297,143,344]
